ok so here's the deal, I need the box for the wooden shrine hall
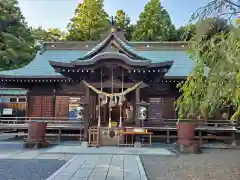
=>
[0,20,210,146]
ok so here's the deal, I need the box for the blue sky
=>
[18,0,210,30]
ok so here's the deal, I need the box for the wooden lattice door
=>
[29,96,53,117]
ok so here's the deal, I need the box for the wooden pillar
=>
[135,87,140,126]
[135,87,141,146]
[83,87,90,141]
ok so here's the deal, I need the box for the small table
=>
[117,131,153,147]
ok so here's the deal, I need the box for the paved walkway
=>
[46,155,147,180]
[0,150,75,160]
[44,144,174,156]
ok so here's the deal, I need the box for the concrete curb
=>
[40,151,175,156]
[136,156,148,180]
[45,155,78,180]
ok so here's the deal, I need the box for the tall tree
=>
[32,27,63,42]
[132,0,176,41]
[175,0,240,120]
[114,9,134,40]
[66,0,109,41]
[0,0,36,70]
[176,18,229,41]
[45,28,63,41]
[114,9,130,31]
[176,24,196,41]
[125,24,135,41]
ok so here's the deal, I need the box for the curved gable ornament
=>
[72,52,151,66]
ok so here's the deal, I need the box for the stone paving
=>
[0,150,75,160]
[0,159,65,180]
[43,144,174,156]
[0,142,174,180]
[47,155,147,180]
[141,149,240,180]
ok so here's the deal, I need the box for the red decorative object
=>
[177,121,196,145]
[27,121,47,142]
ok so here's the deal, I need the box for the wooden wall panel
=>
[162,97,176,119]
[57,83,85,95]
[30,96,42,117]
[147,96,176,124]
[41,96,53,117]
[55,96,69,118]
[29,96,54,117]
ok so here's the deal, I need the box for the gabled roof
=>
[0,47,194,78]
[74,31,149,62]
[0,50,87,78]
[0,19,194,80]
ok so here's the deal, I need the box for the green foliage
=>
[114,9,130,31]
[132,0,176,41]
[66,0,109,41]
[0,0,36,70]
[195,18,230,41]
[31,27,64,43]
[176,18,229,41]
[176,24,196,41]
[114,9,134,40]
[176,25,240,120]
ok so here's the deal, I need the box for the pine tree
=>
[67,0,109,41]
[0,0,36,70]
[114,9,134,40]
[132,0,176,41]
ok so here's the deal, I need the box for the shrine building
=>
[0,23,195,142]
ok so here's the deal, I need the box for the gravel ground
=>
[141,149,240,180]
[0,159,65,180]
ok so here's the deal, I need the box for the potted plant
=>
[175,97,202,153]
[176,113,197,146]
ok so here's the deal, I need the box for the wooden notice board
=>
[148,97,164,124]
[55,96,70,118]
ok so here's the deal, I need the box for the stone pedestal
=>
[134,141,142,148]
[24,141,52,149]
[100,128,124,146]
[176,142,201,154]
[24,121,50,149]
[81,141,88,148]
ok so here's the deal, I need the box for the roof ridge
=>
[41,40,189,44]
[77,34,112,60]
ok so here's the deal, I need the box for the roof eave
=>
[72,52,151,67]
[148,60,174,68]
[0,74,64,79]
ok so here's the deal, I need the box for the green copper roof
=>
[0,50,87,77]
[0,49,194,78]
[77,33,148,61]
[137,50,195,77]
